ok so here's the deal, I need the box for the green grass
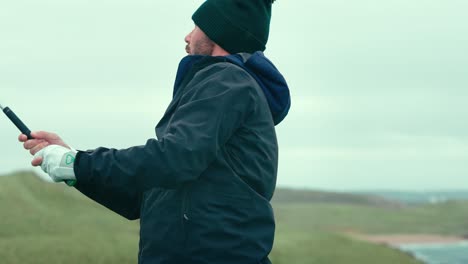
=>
[270,231,421,264]
[3,171,464,263]
[273,202,468,235]
[0,171,139,263]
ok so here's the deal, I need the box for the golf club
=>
[1,103,76,186]
[0,103,33,139]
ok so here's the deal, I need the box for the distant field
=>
[4,171,466,263]
[270,199,468,264]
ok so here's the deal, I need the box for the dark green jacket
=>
[73,53,290,263]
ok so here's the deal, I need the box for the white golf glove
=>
[34,145,77,185]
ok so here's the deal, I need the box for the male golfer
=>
[20,0,290,263]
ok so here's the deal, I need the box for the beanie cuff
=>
[192,1,266,54]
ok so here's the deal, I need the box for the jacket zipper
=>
[181,185,190,229]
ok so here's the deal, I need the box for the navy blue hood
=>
[173,52,291,126]
[224,52,290,125]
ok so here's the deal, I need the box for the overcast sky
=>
[1,0,467,190]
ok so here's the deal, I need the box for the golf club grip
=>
[2,106,74,186]
[3,107,33,139]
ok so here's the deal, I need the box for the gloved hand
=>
[34,145,77,185]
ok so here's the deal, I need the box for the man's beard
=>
[189,37,215,55]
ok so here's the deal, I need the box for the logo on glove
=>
[65,154,75,165]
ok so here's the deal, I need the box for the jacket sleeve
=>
[74,63,255,195]
[73,176,142,220]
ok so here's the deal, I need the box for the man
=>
[20,0,290,263]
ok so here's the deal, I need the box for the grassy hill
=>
[272,187,468,235]
[272,188,404,208]
[3,171,461,263]
[270,190,468,264]
[0,171,139,263]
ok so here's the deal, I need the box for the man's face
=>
[185,26,215,55]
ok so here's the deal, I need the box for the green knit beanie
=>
[192,0,275,54]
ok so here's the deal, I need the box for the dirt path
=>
[346,232,466,246]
